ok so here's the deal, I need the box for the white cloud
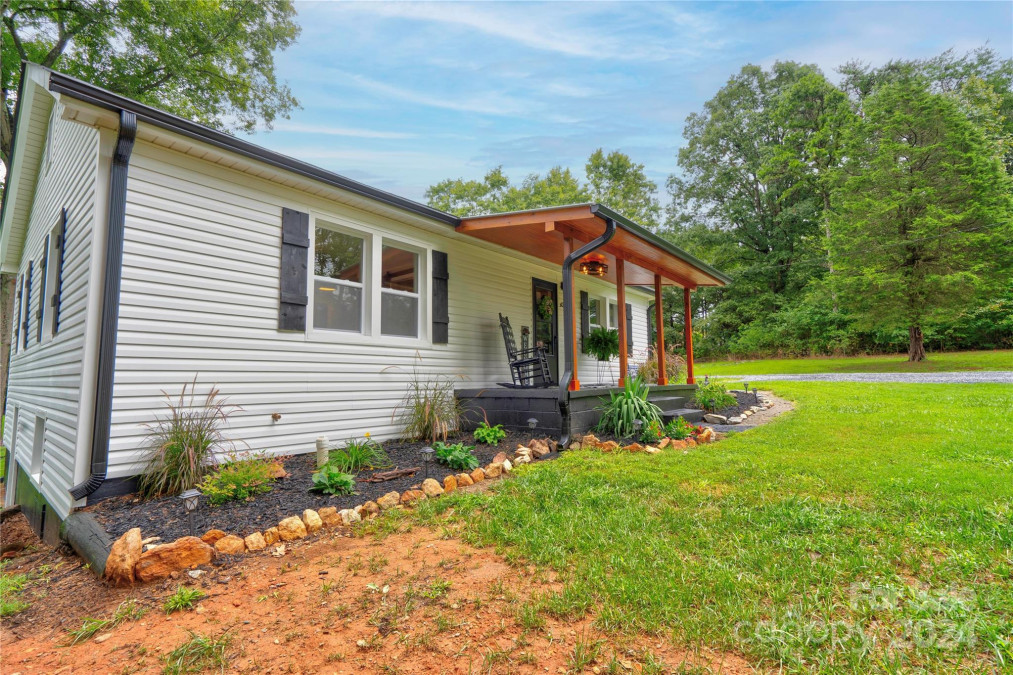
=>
[271,122,419,139]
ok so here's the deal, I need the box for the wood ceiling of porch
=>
[457,204,723,289]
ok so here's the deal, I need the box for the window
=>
[42,215,64,341]
[608,302,618,329]
[31,415,45,480]
[380,244,419,338]
[313,227,365,333]
[588,298,601,328]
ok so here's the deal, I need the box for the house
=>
[0,64,729,542]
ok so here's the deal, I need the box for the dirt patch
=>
[2,515,755,674]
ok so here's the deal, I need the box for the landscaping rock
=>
[568,441,582,450]
[529,439,550,458]
[263,527,280,545]
[214,535,246,555]
[134,536,214,583]
[697,427,715,444]
[600,440,620,452]
[547,439,558,453]
[377,492,400,510]
[485,462,503,478]
[443,474,458,493]
[743,410,754,417]
[658,437,671,449]
[421,478,445,497]
[513,454,531,465]
[302,509,323,533]
[728,416,744,424]
[622,443,645,453]
[200,529,227,545]
[400,489,425,505]
[703,414,728,424]
[266,461,288,479]
[244,532,267,552]
[582,433,600,447]
[492,451,509,464]
[470,468,485,483]
[501,459,513,473]
[686,438,697,447]
[318,506,341,528]
[277,516,308,541]
[456,473,474,487]
[361,501,381,518]
[339,508,361,525]
[105,527,142,587]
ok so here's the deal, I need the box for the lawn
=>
[696,349,1012,377]
[414,382,1013,673]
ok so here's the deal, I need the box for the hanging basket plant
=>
[537,296,555,321]
[585,326,620,362]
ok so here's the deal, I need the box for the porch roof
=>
[458,203,730,288]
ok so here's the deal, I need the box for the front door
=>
[532,278,558,384]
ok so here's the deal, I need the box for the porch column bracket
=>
[684,286,695,385]
[654,274,667,385]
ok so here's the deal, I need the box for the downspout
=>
[70,110,137,500]
[558,212,616,448]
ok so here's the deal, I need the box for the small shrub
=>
[329,435,390,473]
[164,587,205,614]
[596,375,662,437]
[162,629,233,675]
[694,381,736,412]
[433,441,480,472]
[310,465,357,496]
[137,377,240,499]
[585,326,620,362]
[198,454,275,506]
[390,356,461,443]
[639,419,664,445]
[665,417,695,440]
[473,422,506,446]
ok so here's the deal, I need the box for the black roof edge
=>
[44,68,459,227]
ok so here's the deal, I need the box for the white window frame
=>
[307,212,430,346]
[30,414,45,481]
[608,301,619,329]
[311,220,370,336]
[41,220,61,343]
[380,239,422,339]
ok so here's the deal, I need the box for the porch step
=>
[662,408,705,424]
[649,396,688,412]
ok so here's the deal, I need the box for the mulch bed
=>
[87,431,548,543]
[691,389,761,420]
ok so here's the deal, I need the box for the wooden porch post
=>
[683,286,695,385]
[617,258,628,386]
[654,274,667,385]
[566,237,580,391]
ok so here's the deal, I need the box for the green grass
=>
[162,630,234,674]
[697,349,1012,376]
[163,586,205,614]
[414,381,1013,673]
[0,567,30,616]
[66,599,147,644]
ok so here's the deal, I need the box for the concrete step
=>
[662,408,704,423]
[649,396,688,412]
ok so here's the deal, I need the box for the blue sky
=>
[246,1,1013,204]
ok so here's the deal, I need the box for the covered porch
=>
[454,203,730,440]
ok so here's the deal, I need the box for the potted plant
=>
[585,326,620,362]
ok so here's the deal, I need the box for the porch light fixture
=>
[704,375,709,385]
[633,419,643,437]
[578,255,608,278]
[179,488,201,536]
[752,387,759,405]
[527,417,538,431]
[743,381,749,394]
[421,446,434,479]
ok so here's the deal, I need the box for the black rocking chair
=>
[498,313,553,388]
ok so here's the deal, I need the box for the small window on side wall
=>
[380,244,419,338]
[608,302,618,329]
[313,227,365,333]
[588,298,601,328]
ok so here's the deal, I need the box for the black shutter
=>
[52,209,68,335]
[22,260,32,349]
[278,208,309,332]
[13,275,22,350]
[579,291,589,353]
[647,303,655,348]
[36,235,49,343]
[431,250,449,344]
[625,303,633,350]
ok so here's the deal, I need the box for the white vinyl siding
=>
[3,105,101,519]
[109,138,652,476]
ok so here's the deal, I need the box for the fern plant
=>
[596,375,662,437]
[585,326,620,362]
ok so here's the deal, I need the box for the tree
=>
[585,148,660,226]
[425,165,588,217]
[1,0,301,175]
[829,78,1013,361]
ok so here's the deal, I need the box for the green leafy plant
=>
[310,465,357,496]
[390,356,462,443]
[537,295,555,320]
[164,586,206,614]
[433,441,480,472]
[639,419,664,445]
[664,416,695,440]
[473,421,506,446]
[694,381,737,412]
[585,326,620,362]
[162,629,234,675]
[0,566,30,616]
[137,377,240,499]
[596,375,662,437]
[328,435,390,474]
[197,454,276,506]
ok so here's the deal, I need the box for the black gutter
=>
[70,109,136,500]
[45,70,458,227]
[557,211,617,448]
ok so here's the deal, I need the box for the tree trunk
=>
[0,272,15,414]
[908,325,926,362]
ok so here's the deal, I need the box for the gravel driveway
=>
[712,371,1013,384]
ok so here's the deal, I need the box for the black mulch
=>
[87,431,551,543]
[690,389,762,420]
